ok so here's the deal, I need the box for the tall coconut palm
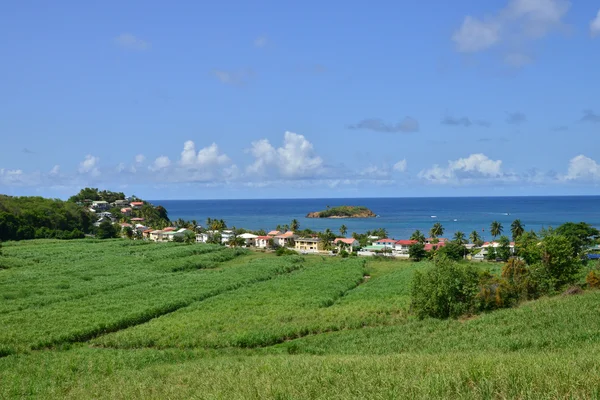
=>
[470,230,482,245]
[490,221,503,239]
[453,231,467,244]
[429,222,444,239]
[410,230,426,244]
[510,219,525,241]
[339,224,348,237]
[290,219,299,232]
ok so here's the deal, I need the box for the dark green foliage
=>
[0,195,94,241]
[485,246,497,261]
[95,221,118,239]
[436,242,466,261]
[554,222,600,258]
[314,206,373,218]
[496,235,511,261]
[408,243,426,261]
[537,235,581,291]
[410,256,481,319]
[68,188,125,203]
[173,235,185,243]
[276,247,297,256]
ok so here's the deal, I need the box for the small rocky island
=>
[306,206,377,219]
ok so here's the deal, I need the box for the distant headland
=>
[306,205,376,219]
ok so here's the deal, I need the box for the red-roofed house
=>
[121,207,132,216]
[131,217,145,222]
[163,227,175,232]
[255,236,272,249]
[130,201,144,209]
[424,242,447,252]
[334,238,360,252]
[394,239,418,254]
[274,231,297,247]
[267,230,281,237]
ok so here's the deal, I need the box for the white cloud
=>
[591,9,600,37]
[116,163,126,173]
[563,155,600,181]
[0,169,24,185]
[115,33,150,51]
[180,141,230,168]
[419,153,503,184]
[247,132,324,179]
[452,0,570,64]
[78,155,100,176]
[212,69,254,86]
[393,159,407,173]
[135,154,145,163]
[254,35,268,48]
[453,16,501,52]
[150,156,171,171]
[49,165,60,175]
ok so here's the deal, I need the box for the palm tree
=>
[290,219,299,232]
[339,224,348,237]
[410,230,426,244]
[453,231,467,244]
[429,222,444,239]
[470,230,482,245]
[490,221,503,239]
[510,219,525,241]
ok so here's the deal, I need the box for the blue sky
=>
[1,0,600,199]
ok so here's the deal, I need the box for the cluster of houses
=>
[90,199,145,228]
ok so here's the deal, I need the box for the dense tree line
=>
[0,195,93,241]
[68,188,127,204]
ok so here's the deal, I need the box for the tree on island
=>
[410,230,426,244]
[510,219,525,241]
[339,224,347,237]
[490,221,503,239]
[429,222,444,239]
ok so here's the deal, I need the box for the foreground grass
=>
[1,240,600,399]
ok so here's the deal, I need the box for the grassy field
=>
[1,239,599,399]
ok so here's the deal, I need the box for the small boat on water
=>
[453,219,458,222]
[430,215,437,218]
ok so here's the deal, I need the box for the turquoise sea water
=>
[150,196,600,240]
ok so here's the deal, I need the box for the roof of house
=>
[275,231,296,239]
[176,228,190,233]
[297,237,320,242]
[424,242,447,251]
[120,223,132,227]
[121,207,132,211]
[163,227,175,232]
[256,236,271,240]
[131,217,144,221]
[143,229,154,233]
[267,230,281,236]
[130,201,144,206]
[239,233,258,239]
[92,200,108,204]
[376,238,396,244]
[426,237,448,242]
[150,230,163,234]
[395,239,418,245]
[334,238,358,245]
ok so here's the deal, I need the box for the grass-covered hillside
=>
[1,240,599,399]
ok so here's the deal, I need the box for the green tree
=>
[437,242,466,261]
[339,224,347,237]
[410,230,426,244]
[490,221,503,239]
[184,231,196,244]
[290,219,299,232]
[408,243,427,261]
[510,219,525,241]
[96,220,118,239]
[429,222,444,239]
[485,246,497,261]
[538,235,581,290]
[453,231,467,244]
[124,226,134,239]
[496,235,511,261]
[554,222,600,258]
[470,230,483,246]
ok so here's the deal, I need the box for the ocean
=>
[149,196,600,241]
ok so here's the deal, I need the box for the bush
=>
[276,247,297,256]
[408,243,426,261]
[410,256,481,319]
[436,242,466,261]
[586,270,600,289]
[339,250,349,258]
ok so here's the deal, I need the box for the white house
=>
[255,236,271,248]
[394,240,418,254]
[333,238,360,253]
[91,201,110,211]
[238,233,258,247]
[273,231,297,247]
[221,230,234,244]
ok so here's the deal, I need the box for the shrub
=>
[408,243,426,261]
[586,270,600,289]
[275,247,297,256]
[410,256,481,319]
[436,242,466,261]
